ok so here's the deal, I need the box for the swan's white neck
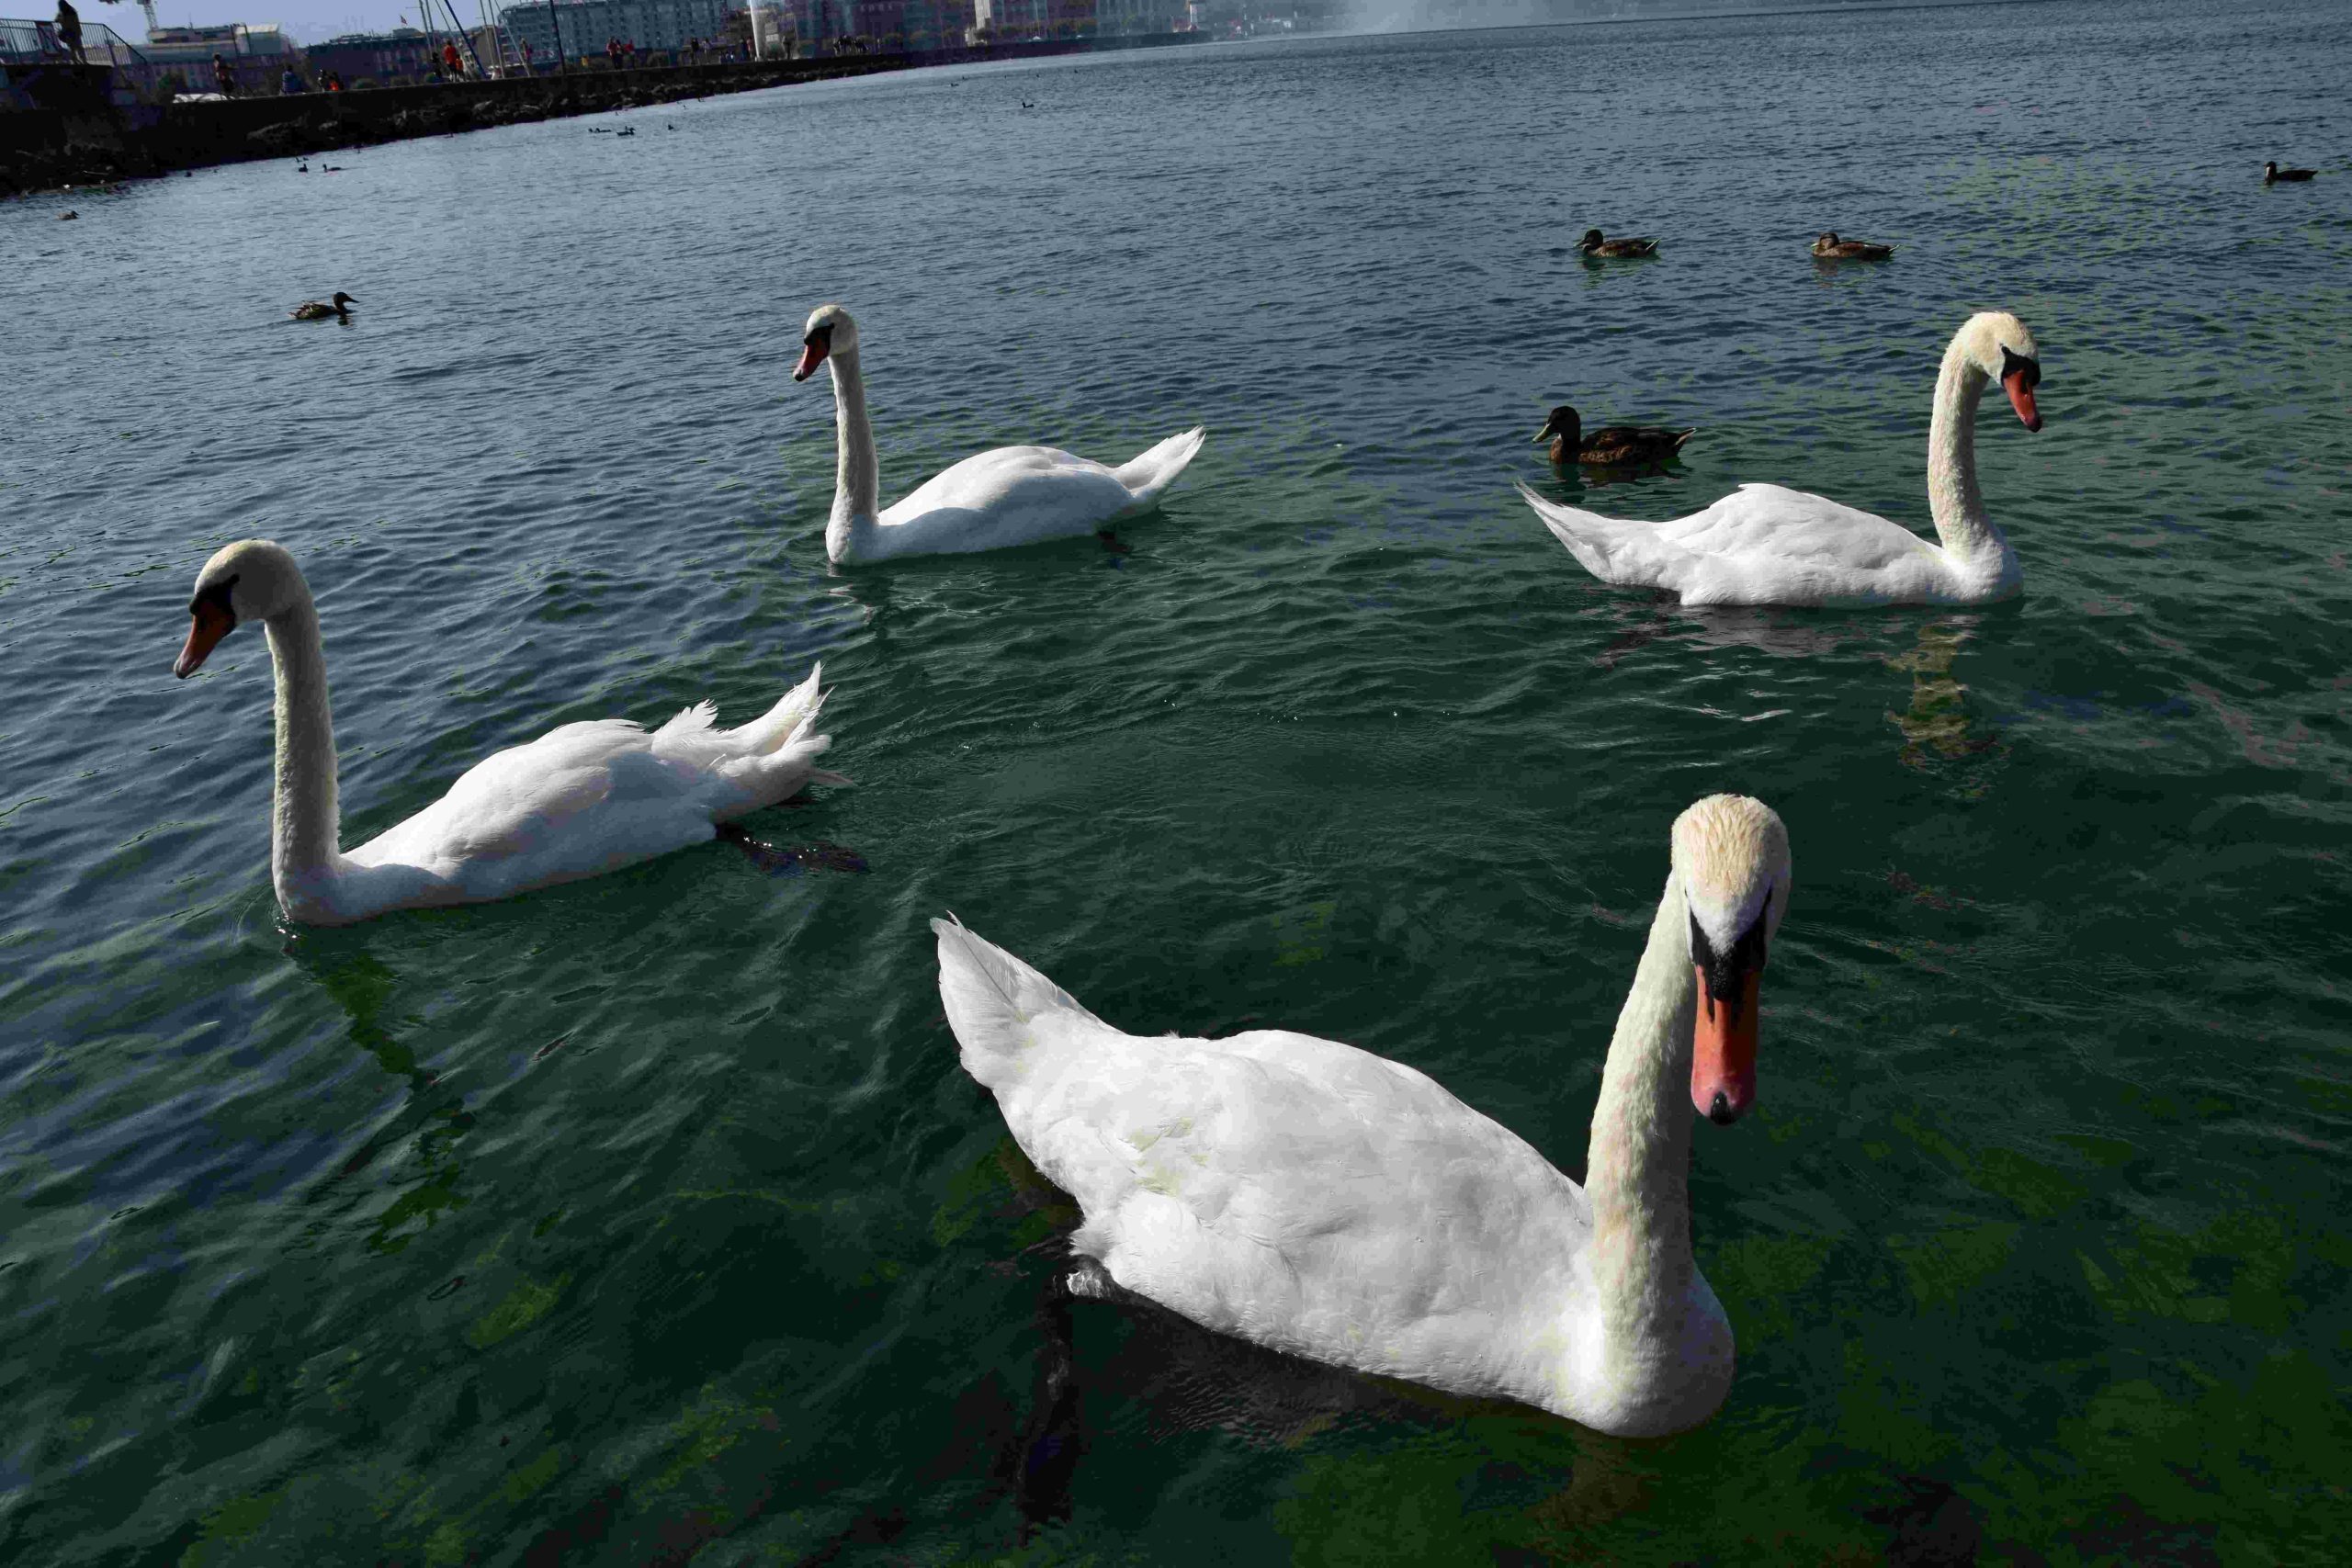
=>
[1585,870,1701,1359]
[263,592,343,897]
[824,347,881,561]
[1925,335,2017,586]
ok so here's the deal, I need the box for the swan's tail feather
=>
[1517,481,1668,583]
[724,661,828,757]
[934,916,1106,1085]
[1112,426,1207,505]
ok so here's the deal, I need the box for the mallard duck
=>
[1578,228,1658,258]
[58,210,77,221]
[289,291,356,321]
[1536,405,1696,468]
[2263,160,2315,183]
[1811,231,1894,260]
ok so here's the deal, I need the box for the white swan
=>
[173,540,848,926]
[795,304,1205,565]
[934,794,1792,1438]
[1521,310,2046,606]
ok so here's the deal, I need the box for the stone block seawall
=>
[0,35,1208,197]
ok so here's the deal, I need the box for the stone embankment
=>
[0,34,1204,198]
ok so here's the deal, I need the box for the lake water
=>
[5,1,2350,1560]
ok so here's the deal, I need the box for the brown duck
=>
[1577,228,1658,258]
[1811,231,1894,260]
[2264,160,2315,183]
[289,291,357,321]
[1536,405,1695,468]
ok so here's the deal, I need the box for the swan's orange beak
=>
[1691,965,1759,1125]
[175,597,234,679]
[2003,368,2041,433]
[793,337,829,383]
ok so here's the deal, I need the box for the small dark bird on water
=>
[59,209,78,220]
[2264,159,2315,183]
[1578,227,1658,258]
[1811,230,1894,260]
[1536,405,1695,468]
[290,290,357,321]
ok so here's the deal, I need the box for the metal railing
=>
[0,17,147,67]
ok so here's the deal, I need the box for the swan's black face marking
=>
[175,575,241,679]
[1998,346,2044,432]
[188,575,239,625]
[794,321,836,383]
[1689,895,1771,1025]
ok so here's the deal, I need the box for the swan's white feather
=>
[1521,310,2040,606]
[854,429,1207,562]
[933,918,1622,1426]
[307,664,839,919]
[1522,482,1963,607]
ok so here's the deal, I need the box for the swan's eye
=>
[2000,346,2041,389]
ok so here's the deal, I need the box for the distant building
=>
[305,28,439,84]
[498,0,735,61]
[972,0,1043,34]
[1095,0,1182,33]
[141,21,294,64]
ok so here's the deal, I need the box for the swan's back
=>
[1524,482,1959,606]
[875,446,1139,556]
[934,919,1600,1416]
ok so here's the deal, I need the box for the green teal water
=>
[6,2,2351,1561]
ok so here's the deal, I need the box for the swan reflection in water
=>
[286,939,479,1257]
[1885,615,2005,770]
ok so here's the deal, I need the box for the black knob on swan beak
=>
[1708,1091,1739,1126]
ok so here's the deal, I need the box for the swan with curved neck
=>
[933,794,1792,1437]
[795,304,1205,566]
[173,540,847,925]
[1521,310,2045,606]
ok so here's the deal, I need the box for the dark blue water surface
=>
[5,1,2350,1560]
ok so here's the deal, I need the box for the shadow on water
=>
[283,933,477,1256]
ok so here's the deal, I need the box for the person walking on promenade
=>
[213,51,237,96]
[279,62,305,93]
[55,0,86,65]
[441,39,461,78]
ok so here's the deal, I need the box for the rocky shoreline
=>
[0,36,1205,199]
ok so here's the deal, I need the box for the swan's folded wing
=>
[1660,484,1939,573]
[1019,1025,1588,1370]
[880,446,1138,550]
[347,719,678,870]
